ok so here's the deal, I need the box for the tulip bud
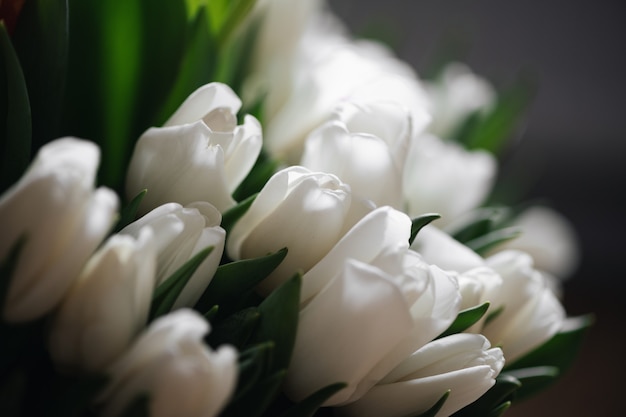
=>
[120,202,225,309]
[284,207,461,406]
[227,166,366,295]
[0,138,118,322]
[99,309,237,417]
[483,250,566,362]
[302,101,429,208]
[339,334,504,417]
[403,134,496,226]
[424,62,496,140]
[48,228,157,373]
[126,82,262,214]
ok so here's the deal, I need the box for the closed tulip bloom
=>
[482,250,565,362]
[403,134,496,226]
[490,206,580,279]
[301,101,429,208]
[227,166,372,295]
[259,11,429,163]
[99,309,237,417]
[285,207,461,406]
[424,62,496,140]
[339,334,504,417]
[120,202,225,309]
[126,82,262,214]
[48,228,157,373]
[0,138,118,322]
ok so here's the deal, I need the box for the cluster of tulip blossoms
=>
[0,1,579,417]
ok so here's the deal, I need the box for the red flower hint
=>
[0,0,25,34]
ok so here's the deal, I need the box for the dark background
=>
[330,1,626,416]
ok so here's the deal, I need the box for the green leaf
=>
[437,302,490,339]
[234,342,274,400]
[62,0,188,189]
[412,390,450,417]
[488,401,511,417]
[252,273,301,373]
[278,383,347,417]
[12,0,68,154]
[113,189,147,233]
[232,151,279,202]
[203,304,219,322]
[206,307,261,349]
[149,246,213,320]
[505,315,593,373]
[221,193,257,236]
[500,366,559,401]
[222,370,286,417]
[0,22,31,194]
[448,207,511,245]
[215,0,257,47]
[194,248,287,316]
[213,1,261,95]
[409,213,441,245]
[464,227,521,256]
[154,5,216,126]
[452,374,520,417]
[454,75,536,154]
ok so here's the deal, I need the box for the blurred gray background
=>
[330,0,625,416]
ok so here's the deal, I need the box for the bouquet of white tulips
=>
[0,1,591,417]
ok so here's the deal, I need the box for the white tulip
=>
[403,134,496,226]
[425,62,496,140]
[413,226,566,362]
[285,207,461,406]
[99,309,237,417]
[48,228,156,373]
[227,166,374,295]
[258,11,429,163]
[126,82,262,214]
[301,101,430,208]
[339,334,504,417]
[411,225,485,273]
[490,206,580,279]
[483,250,566,362]
[120,202,225,309]
[0,138,118,322]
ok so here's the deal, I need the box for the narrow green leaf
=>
[203,304,219,322]
[252,273,301,372]
[448,207,511,245]
[221,193,257,236]
[234,342,274,400]
[409,213,441,245]
[488,401,511,417]
[505,315,593,372]
[232,152,279,202]
[456,75,536,154]
[215,0,257,47]
[278,383,347,417]
[412,390,450,417]
[194,248,287,316]
[206,307,261,350]
[500,366,559,401]
[222,370,286,417]
[149,246,213,320]
[437,302,490,339]
[154,5,216,126]
[12,0,68,154]
[464,227,521,256]
[0,22,31,194]
[113,189,147,233]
